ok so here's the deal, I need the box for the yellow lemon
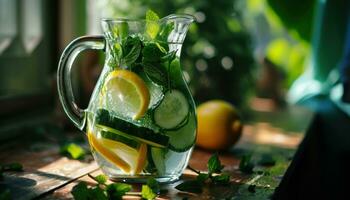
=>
[196,100,242,150]
[104,70,150,120]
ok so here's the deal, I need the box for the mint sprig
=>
[175,153,231,193]
[146,10,160,39]
[107,10,176,91]
[60,143,86,160]
[71,175,160,200]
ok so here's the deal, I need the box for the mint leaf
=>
[141,185,157,200]
[257,154,276,166]
[142,42,166,63]
[60,143,85,159]
[211,173,230,185]
[117,22,129,40]
[196,173,209,183]
[122,36,142,67]
[95,174,108,185]
[89,187,107,200]
[146,178,160,194]
[208,153,224,174]
[143,62,168,86]
[146,10,160,21]
[1,163,23,172]
[71,182,90,200]
[106,183,131,200]
[175,180,203,193]
[239,154,254,174]
[146,10,160,39]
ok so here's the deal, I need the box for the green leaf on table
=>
[208,153,224,174]
[71,182,90,200]
[196,173,209,183]
[175,180,203,193]
[146,10,160,39]
[1,163,23,172]
[146,178,160,194]
[141,185,157,200]
[122,36,142,67]
[211,173,230,185]
[257,154,276,166]
[94,174,108,185]
[106,183,131,200]
[239,154,254,174]
[89,187,107,200]
[60,143,85,160]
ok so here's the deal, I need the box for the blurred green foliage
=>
[267,0,315,42]
[245,0,314,88]
[102,0,256,106]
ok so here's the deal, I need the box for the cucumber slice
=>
[151,147,166,175]
[154,90,189,130]
[95,109,169,148]
[100,130,140,149]
[165,112,196,152]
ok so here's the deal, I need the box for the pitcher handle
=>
[57,36,105,130]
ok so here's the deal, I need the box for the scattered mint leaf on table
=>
[141,185,157,200]
[60,143,85,159]
[239,154,254,174]
[175,180,203,193]
[71,182,91,200]
[1,163,23,171]
[146,177,160,194]
[94,174,108,185]
[72,174,159,200]
[211,173,230,185]
[196,173,209,183]
[176,153,231,193]
[257,153,276,166]
[208,152,224,174]
[106,183,131,199]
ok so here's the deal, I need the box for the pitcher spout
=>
[161,14,196,44]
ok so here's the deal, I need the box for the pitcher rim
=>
[101,14,196,23]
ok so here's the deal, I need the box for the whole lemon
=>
[196,100,242,150]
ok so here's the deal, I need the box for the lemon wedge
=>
[88,132,131,173]
[134,143,147,174]
[103,70,150,120]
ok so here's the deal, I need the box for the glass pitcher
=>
[57,14,196,183]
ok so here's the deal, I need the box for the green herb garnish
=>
[108,9,176,90]
[239,154,254,174]
[146,10,160,39]
[175,153,231,193]
[208,152,224,174]
[71,175,161,200]
[60,143,86,160]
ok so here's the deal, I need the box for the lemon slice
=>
[88,132,131,173]
[134,143,148,174]
[104,70,150,120]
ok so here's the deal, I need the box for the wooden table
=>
[0,105,312,199]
